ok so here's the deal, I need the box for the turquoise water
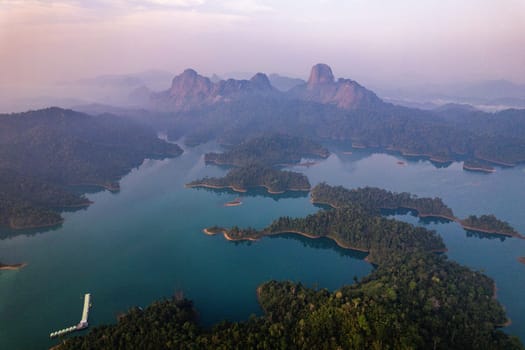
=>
[1,143,524,349]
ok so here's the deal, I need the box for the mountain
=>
[149,69,275,111]
[289,63,384,109]
[147,64,383,111]
[73,63,525,168]
[268,73,305,91]
[457,80,525,100]
[376,79,525,111]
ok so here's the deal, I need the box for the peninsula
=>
[204,134,330,167]
[310,182,456,220]
[0,107,183,232]
[311,183,523,238]
[204,203,446,265]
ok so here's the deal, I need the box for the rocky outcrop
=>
[150,69,275,111]
[290,63,383,109]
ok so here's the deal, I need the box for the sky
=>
[1,0,525,88]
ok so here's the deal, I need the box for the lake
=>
[1,142,524,349]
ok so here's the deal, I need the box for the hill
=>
[0,107,182,230]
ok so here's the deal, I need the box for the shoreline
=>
[204,227,371,255]
[311,197,456,222]
[0,262,27,271]
[311,196,523,239]
[493,284,513,327]
[69,182,120,192]
[203,227,447,262]
[186,183,310,195]
[9,218,64,230]
[462,164,495,173]
[459,223,524,239]
[343,140,522,169]
[475,156,516,167]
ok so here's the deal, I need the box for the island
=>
[204,134,330,167]
[187,164,311,194]
[310,182,456,220]
[224,198,243,207]
[519,257,525,265]
[0,262,27,271]
[459,215,524,238]
[463,160,496,173]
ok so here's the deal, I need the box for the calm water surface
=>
[0,143,524,349]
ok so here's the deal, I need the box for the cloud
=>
[220,0,273,14]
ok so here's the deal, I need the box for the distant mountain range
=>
[139,63,381,111]
[73,63,525,169]
[377,79,525,111]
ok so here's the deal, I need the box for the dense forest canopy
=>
[188,164,311,194]
[187,135,326,194]
[204,134,330,167]
[461,215,520,237]
[221,204,445,265]
[311,183,522,238]
[160,95,525,166]
[311,183,455,219]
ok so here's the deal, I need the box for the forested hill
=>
[0,107,183,230]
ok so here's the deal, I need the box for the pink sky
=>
[1,0,525,87]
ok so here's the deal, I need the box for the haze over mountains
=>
[2,63,524,114]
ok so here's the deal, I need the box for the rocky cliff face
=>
[291,63,383,109]
[150,69,275,111]
[148,63,382,111]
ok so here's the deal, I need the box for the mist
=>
[1,0,525,112]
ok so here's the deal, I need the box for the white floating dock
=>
[50,293,92,338]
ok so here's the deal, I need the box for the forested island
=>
[58,253,522,349]
[460,215,523,238]
[187,164,310,194]
[204,134,330,167]
[0,107,183,231]
[187,135,325,194]
[311,182,455,220]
